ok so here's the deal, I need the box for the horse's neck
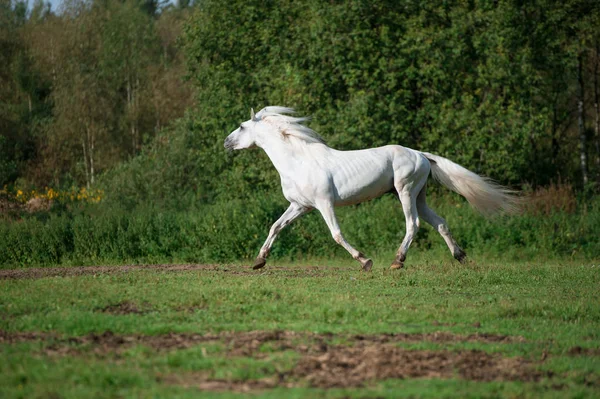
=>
[259,138,322,177]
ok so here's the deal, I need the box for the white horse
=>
[224,107,519,271]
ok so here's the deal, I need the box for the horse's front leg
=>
[253,202,309,269]
[315,200,373,272]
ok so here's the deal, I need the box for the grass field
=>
[1,257,599,398]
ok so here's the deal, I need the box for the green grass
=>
[1,258,599,398]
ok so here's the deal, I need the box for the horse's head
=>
[224,108,260,151]
[225,106,320,151]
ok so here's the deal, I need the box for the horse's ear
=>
[251,108,256,121]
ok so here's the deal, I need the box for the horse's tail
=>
[421,152,521,217]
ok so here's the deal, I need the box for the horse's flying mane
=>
[255,106,325,145]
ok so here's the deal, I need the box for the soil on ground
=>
[0,264,337,280]
[0,329,545,390]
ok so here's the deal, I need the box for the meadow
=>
[3,1,600,397]
[1,256,599,398]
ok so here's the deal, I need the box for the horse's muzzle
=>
[224,137,235,151]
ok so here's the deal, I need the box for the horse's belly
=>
[333,173,394,206]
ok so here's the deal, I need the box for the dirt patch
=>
[160,374,288,393]
[568,346,600,356]
[0,264,222,280]
[55,331,218,355]
[0,330,55,343]
[161,336,544,391]
[25,197,52,213]
[350,331,524,344]
[292,346,543,388]
[0,264,338,280]
[0,329,525,354]
[98,301,152,315]
[0,329,548,390]
[0,197,22,214]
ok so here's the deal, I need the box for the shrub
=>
[1,192,599,269]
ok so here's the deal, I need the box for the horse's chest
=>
[279,172,323,206]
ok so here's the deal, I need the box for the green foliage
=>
[101,0,600,212]
[2,194,599,268]
[173,0,600,196]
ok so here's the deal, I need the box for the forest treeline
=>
[2,0,600,200]
[1,0,193,189]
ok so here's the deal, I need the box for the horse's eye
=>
[239,125,244,130]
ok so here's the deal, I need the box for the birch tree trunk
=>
[127,74,140,152]
[551,93,559,161]
[89,126,95,186]
[126,75,133,152]
[81,137,89,189]
[135,76,139,150]
[578,53,588,186]
[594,42,600,172]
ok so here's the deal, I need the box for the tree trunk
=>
[578,53,588,186]
[127,76,135,153]
[594,42,600,172]
[134,76,140,151]
[89,127,95,186]
[81,137,89,189]
[50,38,57,84]
[551,93,559,162]
[127,75,141,153]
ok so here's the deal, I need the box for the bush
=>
[2,191,599,268]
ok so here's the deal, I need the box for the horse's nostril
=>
[224,137,235,150]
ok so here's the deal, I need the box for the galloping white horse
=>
[224,107,518,271]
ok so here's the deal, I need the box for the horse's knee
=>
[332,232,343,244]
[438,223,450,235]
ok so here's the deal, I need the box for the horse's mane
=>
[255,106,325,145]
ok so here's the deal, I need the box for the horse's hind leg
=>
[416,184,466,263]
[391,187,420,269]
[253,202,309,269]
[315,200,373,271]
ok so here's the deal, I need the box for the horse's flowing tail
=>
[421,152,520,217]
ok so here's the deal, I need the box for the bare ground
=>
[0,264,338,280]
[0,329,548,390]
[0,329,526,352]
[162,342,542,391]
[98,300,152,315]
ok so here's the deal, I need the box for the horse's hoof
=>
[252,257,266,270]
[361,258,373,272]
[454,250,467,264]
[390,261,404,270]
